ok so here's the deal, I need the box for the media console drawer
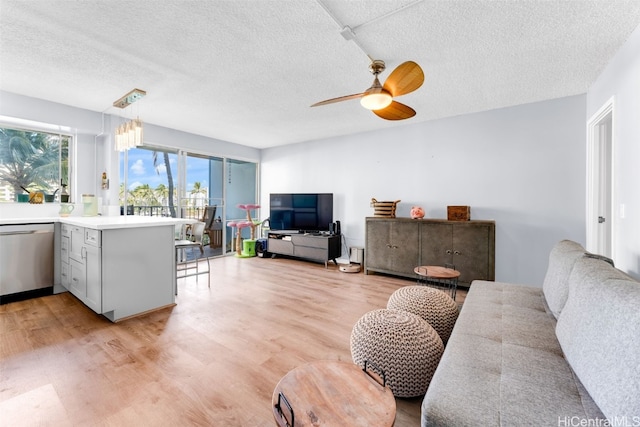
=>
[295,246,326,260]
[267,232,341,267]
[291,235,330,249]
[267,239,294,255]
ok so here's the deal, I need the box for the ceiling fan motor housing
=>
[369,60,386,75]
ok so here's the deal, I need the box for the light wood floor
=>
[0,256,466,426]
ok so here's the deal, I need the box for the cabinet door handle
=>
[446,250,452,254]
[454,250,462,255]
[81,247,87,260]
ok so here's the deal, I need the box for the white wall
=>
[587,24,640,279]
[261,95,587,286]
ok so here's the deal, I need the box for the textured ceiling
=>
[1,0,639,149]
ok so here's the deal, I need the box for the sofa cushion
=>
[556,256,640,421]
[422,281,603,427]
[542,240,586,319]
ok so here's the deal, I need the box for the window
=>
[119,145,258,257]
[0,126,70,202]
[119,146,178,217]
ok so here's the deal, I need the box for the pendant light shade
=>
[113,89,146,151]
[115,117,143,151]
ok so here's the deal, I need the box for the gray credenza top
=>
[365,217,496,224]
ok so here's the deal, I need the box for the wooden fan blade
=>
[373,101,416,120]
[382,61,424,97]
[310,93,364,107]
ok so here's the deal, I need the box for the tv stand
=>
[267,231,341,268]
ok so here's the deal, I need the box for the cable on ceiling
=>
[315,0,425,62]
[350,0,424,33]
[315,0,373,61]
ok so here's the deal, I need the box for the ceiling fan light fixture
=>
[360,92,392,110]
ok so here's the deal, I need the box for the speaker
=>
[256,238,269,258]
[329,221,341,235]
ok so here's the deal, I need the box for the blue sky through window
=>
[120,148,210,193]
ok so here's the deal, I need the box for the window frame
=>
[0,118,73,203]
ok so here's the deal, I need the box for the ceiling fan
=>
[311,60,424,120]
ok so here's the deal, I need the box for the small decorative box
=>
[447,206,470,221]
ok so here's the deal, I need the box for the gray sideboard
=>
[365,217,495,287]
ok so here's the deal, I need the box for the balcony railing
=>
[120,205,209,220]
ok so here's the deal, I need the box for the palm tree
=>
[189,181,208,218]
[190,181,208,201]
[155,183,168,204]
[155,183,170,215]
[131,184,157,209]
[153,151,176,217]
[0,128,69,196]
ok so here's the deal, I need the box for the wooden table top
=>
[414,265,461,279]
[272,360,396,427]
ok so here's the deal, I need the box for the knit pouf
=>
[350,309,444,397]
[387,286,459,345]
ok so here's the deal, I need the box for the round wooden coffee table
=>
[272,360,396,427]
[414,265,461,299]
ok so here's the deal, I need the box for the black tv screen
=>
[269,193,333,232]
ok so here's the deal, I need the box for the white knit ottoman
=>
[350,309,444,398]
[387,285,459,344]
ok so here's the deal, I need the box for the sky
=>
[119,148,211,193]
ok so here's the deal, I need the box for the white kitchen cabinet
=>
[68,225,102,313]
[56,219,177,322]
[84,243,101,313]
[59,224,70,289]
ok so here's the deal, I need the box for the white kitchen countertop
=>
[0,214,192,229]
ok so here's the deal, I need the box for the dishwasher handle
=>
[0,230,53,236]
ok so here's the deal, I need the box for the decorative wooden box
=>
[447,206,470,221]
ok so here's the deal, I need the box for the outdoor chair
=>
[175,221,210,294]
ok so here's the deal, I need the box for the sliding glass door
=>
[120,147,258,257]
[225,159,259,254]
[183,155,258,255]
[182,153,224,255]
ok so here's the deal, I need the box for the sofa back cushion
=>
[556,256,640,420]
[542,240,586,318]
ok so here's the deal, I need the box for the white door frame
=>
[586,97,614,257]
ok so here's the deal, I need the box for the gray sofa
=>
[421,240,640,426]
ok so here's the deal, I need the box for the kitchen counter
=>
[54,217,191,322]
[1,215,191,229]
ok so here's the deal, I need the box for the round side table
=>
[272,360,396,427]
[414,265,461,300]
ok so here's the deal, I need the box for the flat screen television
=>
[269,193,333,232]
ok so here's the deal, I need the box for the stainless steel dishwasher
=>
[0,223,54,302]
